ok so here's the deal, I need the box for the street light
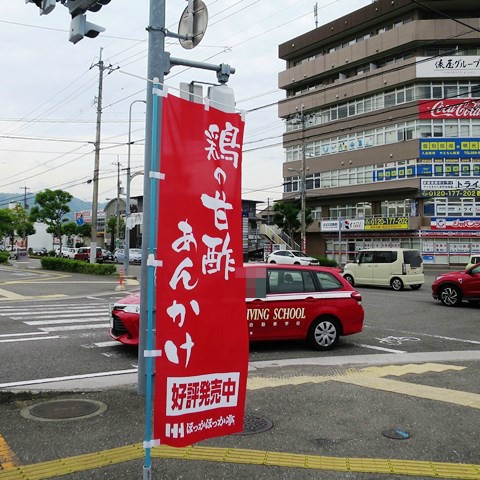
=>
[124,99,146,277]
[288,167,306,253]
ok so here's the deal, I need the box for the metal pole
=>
[124,99,146,278]
[300,106,307,253]
[116,158,120,245]
[90,47,104,264]
[138,0,165,396]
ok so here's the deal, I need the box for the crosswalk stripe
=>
[0,336,60,343]
[2,310,109,318]
[40,323,110,332]
[25,317,108,325]
[0,332,51,338]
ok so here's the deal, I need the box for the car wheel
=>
[410,284,422,290]
[269,260,276,264]
[307,316,340,351]
[439,285,462,307]
[391,277,404,291]
[344,274,354,286]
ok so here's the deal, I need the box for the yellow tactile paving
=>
[0,434,18,471]
[1,444,479,480]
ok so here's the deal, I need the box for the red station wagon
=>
[110,264,364,351]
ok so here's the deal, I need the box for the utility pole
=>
[20,185,29,210]
[300,107,307,254]
[90,47,105,264]
[114,157,121,248]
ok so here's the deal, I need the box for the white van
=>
[342,248,424,291]
[465,255,480,270]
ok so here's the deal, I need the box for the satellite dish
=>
[178,0,208,50]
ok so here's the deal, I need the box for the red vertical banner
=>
[154,94,248,447]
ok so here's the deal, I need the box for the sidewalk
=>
[1,351,480,479]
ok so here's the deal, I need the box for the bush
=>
[314,256,338,267]
[40,257,116,275]
[0,251,9,264]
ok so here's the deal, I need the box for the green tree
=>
[10,205,35,245]
[30,189,73,250]
[76,222,91,247]
[0,208,14,247]
[62,221,78,246]
[106,216,125,252]
[272,200,313,244]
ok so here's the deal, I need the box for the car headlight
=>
[124,305,140,314]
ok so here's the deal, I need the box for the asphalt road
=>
[0,262,479,479]
[0,263,478,386]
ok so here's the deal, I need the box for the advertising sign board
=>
[154,94,248,447]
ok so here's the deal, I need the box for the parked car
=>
[110,263,364,350]
[114,248,142,264]
[55,247,76,258]
[102,249,114,262]
[62,247,79,260]
[74,247,103,263]
[30,247,48,257]
[432,263,480,307]
[342,248,424,291]
[267,250,319,266]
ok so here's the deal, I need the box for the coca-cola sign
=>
[419,99,480,119]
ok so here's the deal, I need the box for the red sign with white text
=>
[419,99,480,119]
[154,94,248,447]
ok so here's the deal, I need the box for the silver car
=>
[267,250,319,266]
[114,248,142,264]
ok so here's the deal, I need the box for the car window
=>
[275,251,286,257]
[358,251,374,263]
[373,251,395,263]
[292,251,308,258]
[403,250,422,267]
[267,269,311,294]
[314,271,343,291]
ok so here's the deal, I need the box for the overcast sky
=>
[0,0,370,210]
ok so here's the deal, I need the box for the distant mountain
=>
[0,192,105,222]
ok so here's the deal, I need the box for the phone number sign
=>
[365,217,409,230]
[421,178,480,197]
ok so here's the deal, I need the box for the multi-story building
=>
[278,0,480,266]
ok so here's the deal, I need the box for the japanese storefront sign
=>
[419,138,480,159]
[421,178,480,197]
[416,56,480,78]
[154,94,248,447]
[431,217,480,231]
[364,217,409,230]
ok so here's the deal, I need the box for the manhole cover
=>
[382,428,411,440]
[234,415,273,435]
[22,399,107,422]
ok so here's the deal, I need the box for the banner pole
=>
[143,78,161,479]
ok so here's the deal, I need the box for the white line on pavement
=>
[352,343,406,354]
[25,317,108,325]
[0,336,60,343]
[40,323,110,332]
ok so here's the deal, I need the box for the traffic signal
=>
[25,0,57,15]
[69,14,105,44]
[65,0,110,44]
[65,0,111,18]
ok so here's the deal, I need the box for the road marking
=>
[0,332,51,338]
[352,343,406,353]
[0,369,138,389]
[364,326,480,345]
[93,341,120,347]
[25,317,108,325]
[0,443,478,480]
[39,323,110,332]
[0,336,59,344]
